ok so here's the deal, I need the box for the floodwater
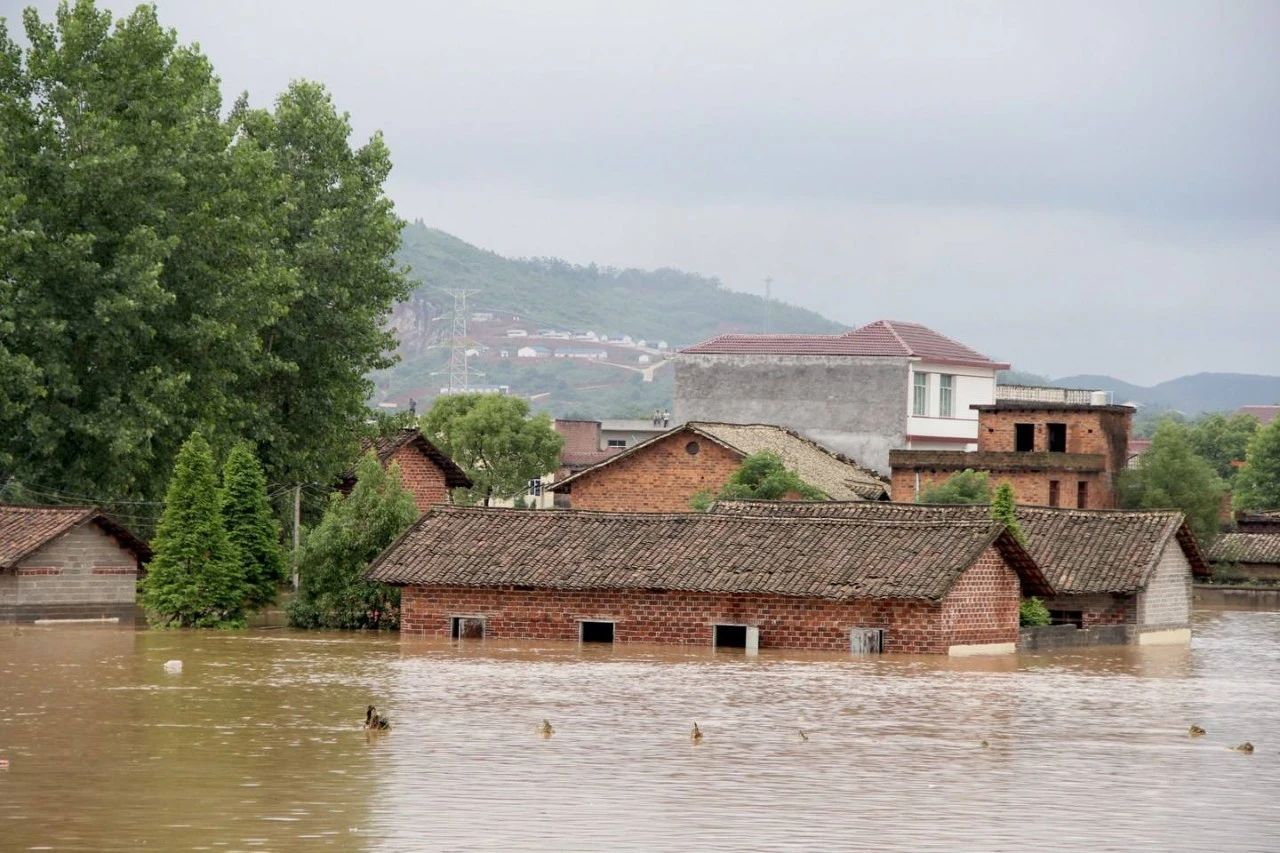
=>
[1,612,1277,852]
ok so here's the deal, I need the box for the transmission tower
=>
[444,289,479,392]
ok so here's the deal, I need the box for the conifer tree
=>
[220,443,286,612]
[141,432,246,627]
[991,481,1025,544]
[287,453,418,629]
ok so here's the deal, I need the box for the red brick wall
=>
[554,420,601,454]
[941,545,1021,647]
[978,409,1131,473]
[891,468,1111,509]
[564,428,744,512]
[400,549,1022,654]
[390,444,451,514]
[1041,592,1135,627]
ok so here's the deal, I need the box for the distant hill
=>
[372,223,845,417]
[1001,371,1280,414]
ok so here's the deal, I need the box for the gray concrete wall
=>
[673,353,910,472]
[14,524,139,611]
[0,571,15,606]
[1138,540,1193,630]
[1019,624,1132,650]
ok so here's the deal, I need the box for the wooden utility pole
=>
[292,485,301,591]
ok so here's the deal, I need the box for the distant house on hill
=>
[554,347,607,360]
[712,500,1208,647]
[1,504,150,623]
[368,505,1050,656]
[548,421,888,511]
[342,429,472,514]
[675,320,1009,473]
[1237,405,1279,426]
[516,345,550,358]
[505,328,528,337]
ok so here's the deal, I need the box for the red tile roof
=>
[680,320,1010,369]
[366,506,1050,601]
[1238,405,1279,426]
[0,504,150,569]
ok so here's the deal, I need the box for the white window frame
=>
[912,372,929,416]
[938,374,954,418]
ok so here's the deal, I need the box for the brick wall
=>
[555,420,602,454]
[978,408,1131,473]
[890,468,1110,509]
[400,546,1021,655]
[8,524,139,618]
[940,546,1021,647]
[391,444,451,514]
[1039,591,1135,628]
[1137,539,1192,630]
[564,428,744,512]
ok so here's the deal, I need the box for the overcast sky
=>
[9,0,1279,383]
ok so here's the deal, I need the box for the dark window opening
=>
[1077,481,1089,508]
[686,441,701,455]
[1047,423,1067,453]
[580,620,615,643]
[713,624,747,648]
[1048,480,1060,507]
[451,616,485,639]
[1049,610,1084,629]
[1015,423,1035,452]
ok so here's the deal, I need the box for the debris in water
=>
[163,660,183,674]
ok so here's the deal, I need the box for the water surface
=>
[1,610,1277,851]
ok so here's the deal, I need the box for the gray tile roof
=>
[1207,533,1280,564]
[366,506,1048,601]
[710,500,1207,594]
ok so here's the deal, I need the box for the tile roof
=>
[351,429,473,488]
[710,500,1208,594]
[549,422,888,501]
[366,506,1048,601]
[1237,405,1279,426]
[680,320,1010,369]
[0,504,150,569]
[1206,533,1280,564]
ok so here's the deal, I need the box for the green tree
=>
[420,394,563,505]
[220,443,286,613]
[1189,413,1259,482]
[140,433,245,627]
[1234,417,1280,512]
[0,2,407,517]
[919,469,992,505]
[287,453,417,630]
[689,451,825,510]
[990,481,1025,544]
[1117,420,1226,543]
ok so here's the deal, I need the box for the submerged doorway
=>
[579,620,615,643]
[451,616,485,639]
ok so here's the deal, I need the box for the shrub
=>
[1019,597,1051,627]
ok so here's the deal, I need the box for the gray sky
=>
[9,0,1279,383]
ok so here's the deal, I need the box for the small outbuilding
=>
[342,428,472,514]
[1206,533,1280,582]
[713,500,1208,646]
[1,504,150,623]
[368,506,1052,655]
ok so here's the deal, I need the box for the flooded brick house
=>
[713,500,1208,646]
[368,506,1051,655]
[341,428,472,514]
[548,421,887,512]
[0,504,150,623]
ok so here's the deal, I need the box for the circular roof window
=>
[685,441,700,455]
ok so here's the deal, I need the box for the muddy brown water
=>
[1,610,1277,852]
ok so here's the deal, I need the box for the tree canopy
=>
[287,453,418,630]
[420,394,563,505]
[918,469,992,505]
[1234,417,1280,512]
[1188,413,1259,482]
[0,1,407,517]
[1117,420,1226,543]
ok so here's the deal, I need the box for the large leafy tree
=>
[1234,417,1280,512]
[420,394,563,505]
[1117,420,1226,543]
[287,453,417,630]
[1188,413,1259,482]
[220,443,286,613]
[919,469,993,505]
[0,2,407,514]
[140,432,245,627]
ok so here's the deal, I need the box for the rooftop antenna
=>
[763,276,773,333]
[443,288,479,392]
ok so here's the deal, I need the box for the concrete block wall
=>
[4,523,140,621]
[940,546,1021,647]
[1137,540,1193,630]
[563,429,744,512]
[673,354,910,473]
[390,444,451,514]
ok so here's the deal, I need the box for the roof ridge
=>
[879,320,915,356]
